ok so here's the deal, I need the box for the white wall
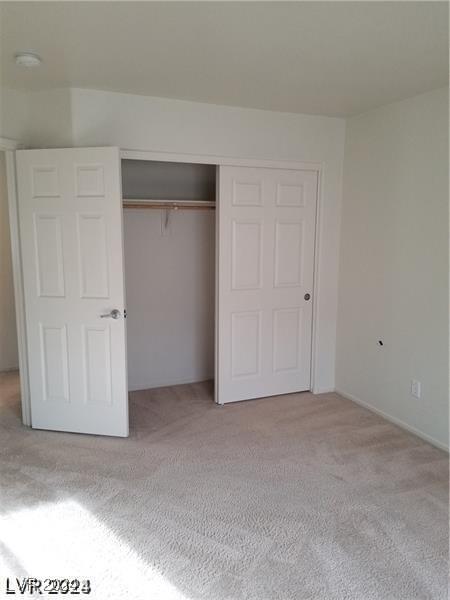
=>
[336,88,448,449]
[71,88,346,393]
[124,209,215,391]
[5,86,346,392]
[0,152,19,371]
[0,88,28,142]
[26,89,73,148]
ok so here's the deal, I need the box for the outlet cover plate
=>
[411,379,421,399]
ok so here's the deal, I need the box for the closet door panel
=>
[16,147,128,436]
[217,165,317,404]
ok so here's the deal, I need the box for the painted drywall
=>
[123,208,215,391]
[0,152,19,371]
[26,89,73,148]
[7,86,345,392]
[73,88,346,393]
[122,159,216,202]
[1,88,72,146]
[336,88,449,449]
[0,88,28,142]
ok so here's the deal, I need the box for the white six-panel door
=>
[217,166,318,404]
[16,147,128,436]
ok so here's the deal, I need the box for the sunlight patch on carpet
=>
[0,499,191,600]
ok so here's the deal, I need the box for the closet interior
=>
[121,159,217,393]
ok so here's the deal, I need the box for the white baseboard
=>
[312,386,335,394]
[335,388,449,452]
[0,367,20,374]
[128,373,213,393]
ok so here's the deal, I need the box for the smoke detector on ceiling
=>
[15,52,42,67]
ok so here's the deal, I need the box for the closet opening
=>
[121,159,217,399]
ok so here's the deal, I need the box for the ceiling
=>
[1,2,448,117]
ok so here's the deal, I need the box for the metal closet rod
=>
[123,199,215,210]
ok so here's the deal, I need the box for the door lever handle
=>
[100,309,121,319]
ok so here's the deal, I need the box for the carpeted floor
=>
[0,371,448,600]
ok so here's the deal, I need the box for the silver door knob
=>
[100,309,121,319]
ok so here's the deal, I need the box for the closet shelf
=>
[123,199,215,210]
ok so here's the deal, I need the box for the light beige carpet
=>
[0,371,448,600]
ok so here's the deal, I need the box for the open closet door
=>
[217,165,318,404]
[16,147,128,436]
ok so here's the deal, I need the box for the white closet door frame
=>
[9,146,322,424]
[1,137,31,426]
[121,151,322,406]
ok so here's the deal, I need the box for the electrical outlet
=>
[411,379,421,399]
